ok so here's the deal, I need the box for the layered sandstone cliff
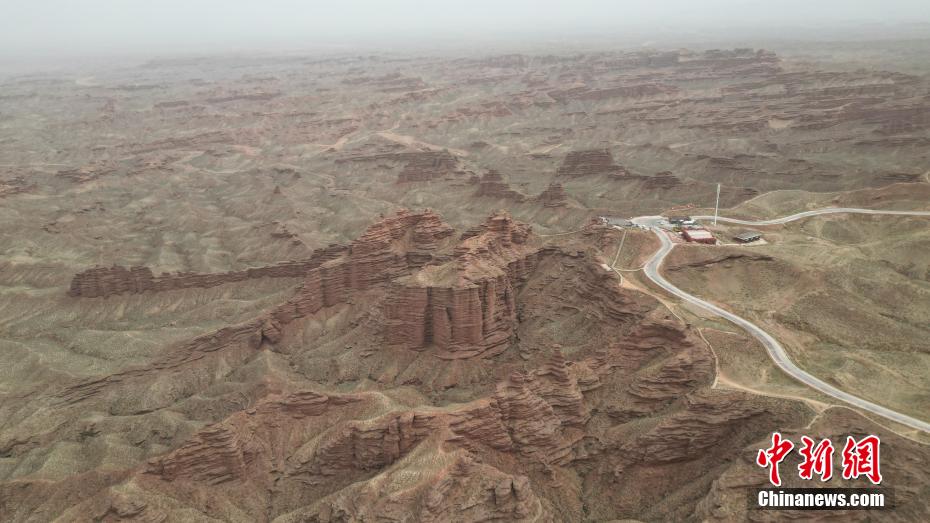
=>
[81,347,597,521]
[67,249,345,298]
[473,170,525,201]
[396,151,461,183]
[46,297,811,523]
[383,212,538,359]
[57,209,459,409]
[67,209,457,299]
[557,149,626,177]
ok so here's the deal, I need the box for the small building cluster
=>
[664,215,717,244]
[659,216,764,246]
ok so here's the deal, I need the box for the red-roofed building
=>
[682,228,716,244]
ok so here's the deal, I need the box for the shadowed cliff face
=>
[0,210,924,522]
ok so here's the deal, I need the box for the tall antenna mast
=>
[714,183,721,225]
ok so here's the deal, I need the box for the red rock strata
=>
[43,311,818,522]
[118,364,596,522]
[78,349,596,520]
[641,170,682,190]
[342,73,428,93]
[67,208,460,299]
[18,209,909,521]
[68,246,347,298]
[57,209,457,407]
[536,182,568,207]
[383,212,537,359]
[557,149,626,177]
[436,101,514,124]
[473,170,525,201]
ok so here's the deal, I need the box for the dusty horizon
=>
[3,0,930,61]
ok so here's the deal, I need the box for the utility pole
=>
[714,183,721,226]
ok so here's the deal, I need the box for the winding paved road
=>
[693,207,930,226]
[632,209,930,433]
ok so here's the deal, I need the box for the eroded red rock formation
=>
[473,170,525,201]
[642,170,682,190]
[21,209,921,521]
[384,212,537,359]
[68,246,347,298]
[557,149,625,177]
[67,209,460,299]
[57,209,459,408]
[48,303,814,522]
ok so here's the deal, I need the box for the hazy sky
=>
[2,0,929,57]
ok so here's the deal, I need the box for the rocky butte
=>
[536,181,568,207]
[383,211,536,359]
[557,149,627,177]
[473,170,526,201]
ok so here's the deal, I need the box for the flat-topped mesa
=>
[536,182,568,207]
[474,170,526,201]
[557,149,625,177]
[384,212,539,359]
[396,150,460,183]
